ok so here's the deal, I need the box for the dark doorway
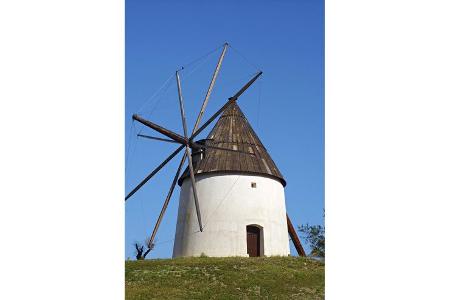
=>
[246,225,261,257]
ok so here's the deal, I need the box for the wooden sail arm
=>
[191,43,228,135]
[287,213,306,256]
[176,71,204,232]
[137,134,179,144]
[230,71,263,100]
[125,144,184,201]
[133,114,187,145]
[148,151,188,247]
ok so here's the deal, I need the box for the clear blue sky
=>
[125,0,324,259]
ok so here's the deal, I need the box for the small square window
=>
[251,182,257,188]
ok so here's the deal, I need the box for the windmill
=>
[126,43,306,257]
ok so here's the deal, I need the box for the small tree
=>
[298,224,325,258]
[134,238,155,260]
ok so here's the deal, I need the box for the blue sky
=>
[125,0,324,259]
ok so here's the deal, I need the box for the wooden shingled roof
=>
[178,101,286,186]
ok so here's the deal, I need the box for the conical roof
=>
[178,101,285,186]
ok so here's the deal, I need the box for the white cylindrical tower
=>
[173,102,290,257]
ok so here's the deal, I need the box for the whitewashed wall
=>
[173,173,290,257]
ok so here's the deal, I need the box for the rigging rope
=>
[140,78,176,118]
[218,71,260,89]
[180,43,223,70]
[135,43,259,121]
[125,121,137,176]
[137,43,223,119]
[228,45,260,71]
[202,175,241,230]
[256,76,262,130]
[136,73,175,115]
[149,175,242,248]
[182,51,216,80]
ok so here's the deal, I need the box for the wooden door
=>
[246,225,260,257]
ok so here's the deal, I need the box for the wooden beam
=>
[287,213,306,256]
[192,43,228,135]
[137,134,179,144]
[148,151,188,246]
[125,144,184,201]
[133,114,187,145]
[176,71,204,232]
[230,71,262,100]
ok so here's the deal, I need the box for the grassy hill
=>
[125,256,324,299]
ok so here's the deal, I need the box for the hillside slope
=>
[125,256,324,299]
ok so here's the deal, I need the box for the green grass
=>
[125,256,324,299]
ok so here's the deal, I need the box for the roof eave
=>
[177,170,286,187]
